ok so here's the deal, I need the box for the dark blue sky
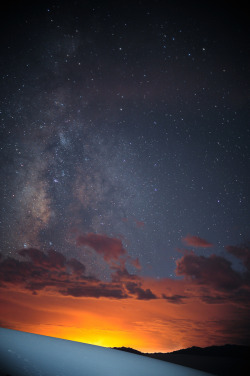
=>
[0,0,249,281]
[1,0,250,352]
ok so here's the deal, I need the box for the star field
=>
[0,0,250,350]
[0,1,249,278]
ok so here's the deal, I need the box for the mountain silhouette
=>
[113,344,249,376]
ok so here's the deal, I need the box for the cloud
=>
[199,295,227,304]
[62,284,128,299]
[130,257,141,270]
[176,252,242,291]
[0,248,102,297]
[162,294,186,304]
[0,246,154,300]
[226,244,250,272]
[111,265,140,283]
[126,282,157,300]
[1,238,250,309]
[135,220,145,228]
[19,248,66,271]
[76,233,126,261]
[182,235,213,248]
[67,258,86,276]
[1,243,250,352]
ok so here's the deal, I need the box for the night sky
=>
[0,0,250,352]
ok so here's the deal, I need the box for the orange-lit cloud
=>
[76,233,126,262]
[0,236,250,352]
[182,235,213,248]
[0,245,154,300]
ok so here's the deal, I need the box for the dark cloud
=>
[182,235,213,248]
[1,241,250,308]
[0,247,153,300]
[76,233,126,262]
[0,256,35,284]
[200,295,229,304]
[176,252,242,291]
[126,282,157,300]
[67,258,86,276]
[111,265,140,283]
[162,294,186,304]
[226,244,250,272]
[136,288,157,300]
[62,284,128,299]
[0,248,101,297]
[173,248,250,307]
[19,248,66,270]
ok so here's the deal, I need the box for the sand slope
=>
[0,328,216,376]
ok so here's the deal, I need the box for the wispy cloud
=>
[182,235,213,248]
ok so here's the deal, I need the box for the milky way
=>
[0,1,249,282]
[0,1,250,351]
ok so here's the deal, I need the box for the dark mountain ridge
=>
[157,344,250,358]
[113,343,249,358]
[113,344,250,376]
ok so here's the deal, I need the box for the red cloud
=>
[0,248,155,301]
[130,257,141,270]
[19,248,66,270]
[1,238,250,308]
[182,235,213,248]
[135,221,145,228]
[76,233,126,261]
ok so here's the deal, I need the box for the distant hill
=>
[113,343,250,359]
[112,347,142,355]
[113,344,250,376]
[165,344,250,358]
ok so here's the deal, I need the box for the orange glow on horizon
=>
[0,286,245,353]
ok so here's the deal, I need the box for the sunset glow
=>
[1,243,249,353]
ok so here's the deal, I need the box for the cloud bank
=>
[0,233,153,301]
[1,234,250,350]
[0,234,250,308]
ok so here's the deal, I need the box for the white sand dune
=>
[0,328,214,376]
